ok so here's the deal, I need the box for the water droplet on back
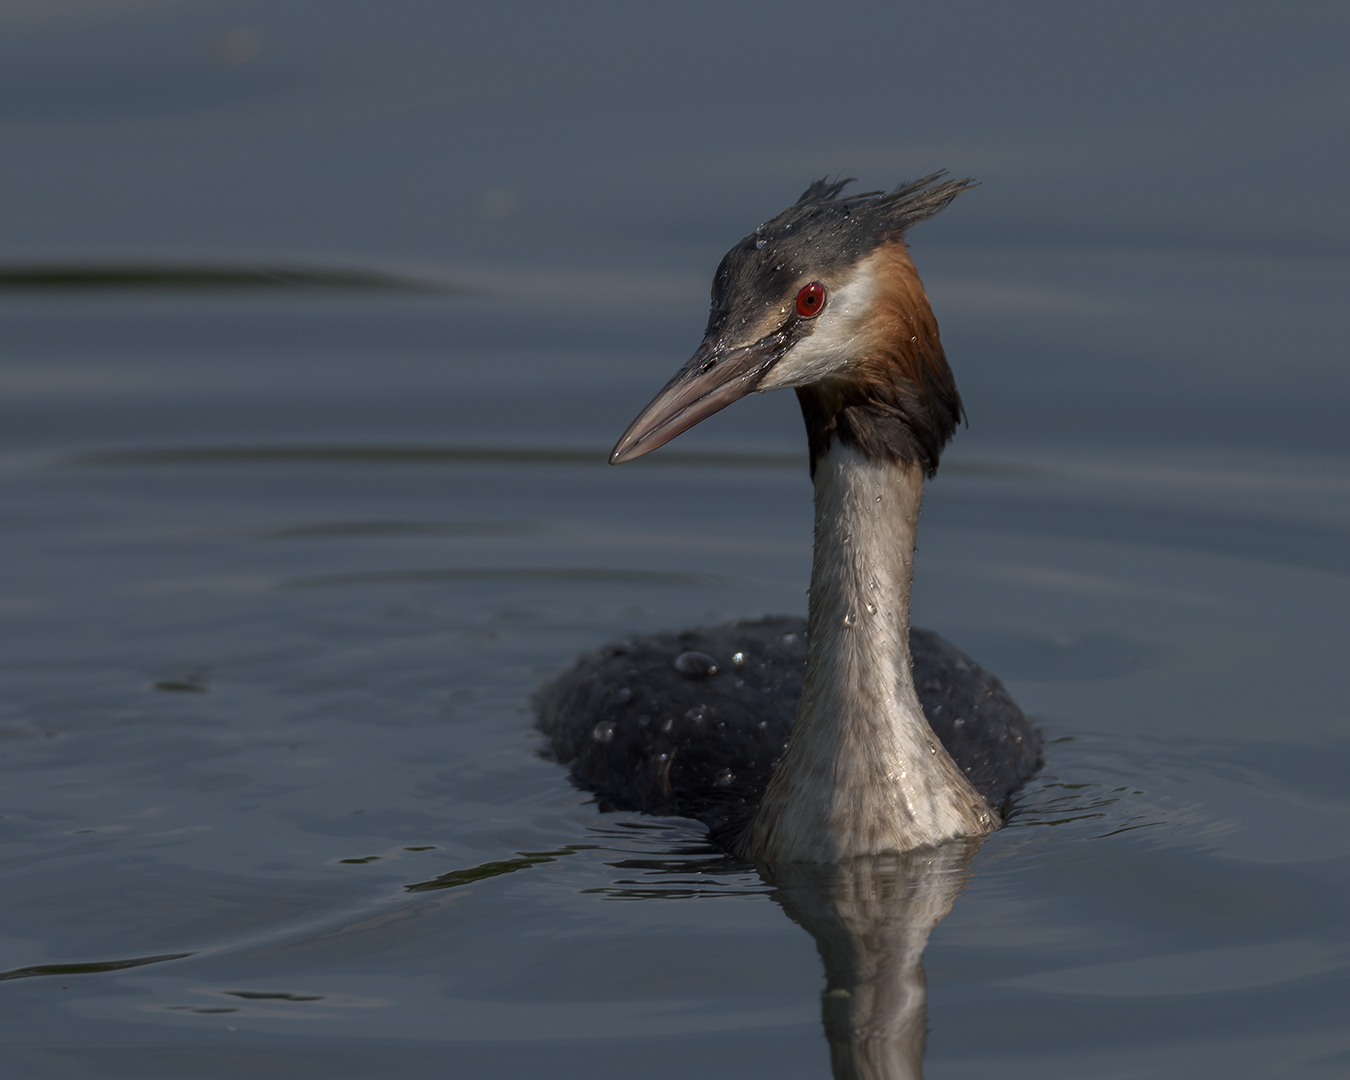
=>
[673,651,718,678]
[755,238,767,249]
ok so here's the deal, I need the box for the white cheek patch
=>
[756,261,880,392]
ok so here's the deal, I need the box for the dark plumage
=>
[537,618,1041,852]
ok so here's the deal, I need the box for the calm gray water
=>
[2,5,1348,1078]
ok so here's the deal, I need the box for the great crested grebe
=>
[538,175,1041,863]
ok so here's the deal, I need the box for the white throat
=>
[739,443,996,862]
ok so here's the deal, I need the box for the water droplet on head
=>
[591,720,615,744]
[865,602,876,615]
[660,717,674,733]
[842,612,857,627]
[713,768,734,788]
[731,651,745,666]
[684,704,707,724]
[673,651,718,678]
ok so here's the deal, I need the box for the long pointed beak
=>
[610,335,784,464]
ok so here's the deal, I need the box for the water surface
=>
[1,5,1348,1077]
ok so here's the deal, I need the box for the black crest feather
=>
[787,172,977,244]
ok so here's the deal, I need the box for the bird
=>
[537,174,1041,863]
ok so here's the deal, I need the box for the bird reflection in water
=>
[403,828,975,1077]
[766,840,977,1080]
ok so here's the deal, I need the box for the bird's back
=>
[536,617,1041,851]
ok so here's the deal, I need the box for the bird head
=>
[610,174,972,475]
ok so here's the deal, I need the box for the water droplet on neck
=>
[842,612,857,627]
[865,602,876,615]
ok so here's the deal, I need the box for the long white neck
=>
[739,443,996,863]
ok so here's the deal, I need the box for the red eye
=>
[795,282,826,318]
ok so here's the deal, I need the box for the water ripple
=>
[0,262,457,292]
[277,567,724,589]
